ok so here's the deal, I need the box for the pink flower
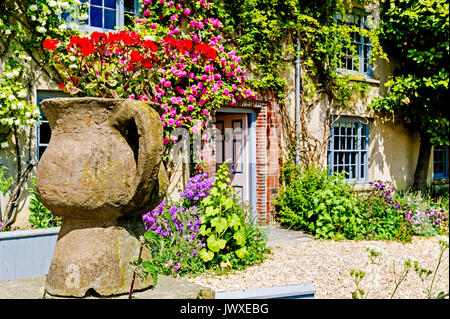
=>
[202,109,209,115]
[168,1,174,7]
[167,118,175,126]
[150,23,157,29]
[175,119,182,126]
[143,0,152,4]
[144,9,151,16]
[187,105,194,111]
[191,125,199,133]
[183,8,191,16]
[163,138,170,144]
[164,81,172,88]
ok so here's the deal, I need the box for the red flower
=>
[142,40,158,52]
[66,76,78,85]
[175,39,193,53]
[68,36,95,57]
[91,31,107,43]
[142,58,153,69]
[43,38,60,51]
[194,43,217,61]
[130,50,143,63]
[164,36,177,47]
[58,83,65,89]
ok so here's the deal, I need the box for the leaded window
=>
[328,117,370,183]
[336,10,373,78]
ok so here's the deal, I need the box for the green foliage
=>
[274,163,363,240]
[0,162,12,196]
[209,0,383,105]
[370,0,449,146]
[28,179,62,228]
[198,161,268,270]
[274,164,417,241]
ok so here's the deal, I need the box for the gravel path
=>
[184,230,449,299]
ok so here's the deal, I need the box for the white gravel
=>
[184,236,449,299]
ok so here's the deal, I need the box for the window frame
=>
[36,91,69,162]
[327,116,370,183]
[71,0,140,33]
[335,9,373,78]
[433,146,449,180]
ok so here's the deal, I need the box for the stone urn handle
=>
[110,99,167,216]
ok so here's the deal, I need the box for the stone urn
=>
[36,97,168,297]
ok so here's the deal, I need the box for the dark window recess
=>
[433,146,449,180]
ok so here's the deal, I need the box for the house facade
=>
[1,1,448,228]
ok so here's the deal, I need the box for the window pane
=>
[39,122,51,144]
[38,146,47,161]
[91,0,102,6]
[233,140,242,173]
[90,6,102,28]
[124,0,135,12]
[361,137,366,150]
[104,0,116,9]
[104,9,116,30]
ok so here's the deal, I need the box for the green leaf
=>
[229,213,241,230]
[141,261,158,286]
[144,231,161,248]
[199,224,210,236]
[199,248,214,262]
[211,216,228,234]
[207,235,227,252]
[235,247,249,259]
[233,229,246,246]
[222,197,234,210]
[205,206,217,217]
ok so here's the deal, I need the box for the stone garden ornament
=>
[36,97,168,297]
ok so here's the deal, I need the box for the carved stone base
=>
[44,217,152,297]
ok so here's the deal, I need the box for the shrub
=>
[140,164,268,278]
[399,190,449,237]
[357,181,412,241]
[197,161,268,270]
[274,164,363,240]
[0,162,12,196]
[28,179,62,228]
[142,199,205,277]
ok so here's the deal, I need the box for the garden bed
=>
[184,236,449,299]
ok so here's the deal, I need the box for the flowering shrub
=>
[42,0,256,168]
[141,167,267,277]
[179,172,214,207]
[360,180,413,241]
[400,192,449,237]
[0,63,41,148]
[142,199,205,277]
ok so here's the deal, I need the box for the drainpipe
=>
[295,37,301,166]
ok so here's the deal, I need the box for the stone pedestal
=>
[35,98,168,297]
[45,218,152,297]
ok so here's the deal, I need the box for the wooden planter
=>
[0,227,60,281]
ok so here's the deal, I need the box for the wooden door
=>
[215,113,249,203]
